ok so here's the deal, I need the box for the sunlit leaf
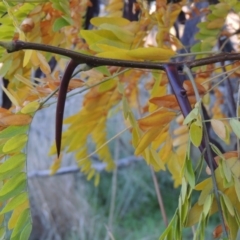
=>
[0,126,28,139]
[0,173,26,201]
[21,101,40,114]
[23,50,32,67]
[0,153,25,174]
[8,200,29,230]
[0,114,32,127]
[3,134,28,153]
[53,17,70,32]
[1,85,19,107]
[91,17,130,27]
[10,208,30,239]
[138,109,176,131]
[1,193,28,214]
[135,127,162,155]
[37,52,51,75]
[183,107,199,125]
[50,155,62,175]
[127,47,176,61]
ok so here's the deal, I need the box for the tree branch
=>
[1,40,240,70]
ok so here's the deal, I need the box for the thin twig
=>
[150,168,168,227]
[105,138,119,240]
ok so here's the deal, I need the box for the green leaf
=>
[2,134,28,153]
[20,222,32,240]
[159,211,177,240]
[53,17,69,32]
[234,176,240,202]
[181,178,187,202]
[185,158,195,188]
[0,192,28,214]
[10,208,30,239]
[221,193,235,216]
[95,66,110,76]
[0,227,5,240]
[0,173,26,200]
[0,153,26,174]
[99,79,116,92]
[0,126,28,139]
[203,194,212,215]
[229,119,240,139]
[183,108,199,125]
[0,59,12,76]
[21,101,40,114]
[221,159,232,183]
[190,122,202,147]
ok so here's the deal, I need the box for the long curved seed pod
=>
[56,60,79,157]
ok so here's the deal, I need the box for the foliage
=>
[0,0,240,239]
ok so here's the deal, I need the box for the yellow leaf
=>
[91,17,130,27]
[195,178,212,190]
[172,133,188,147]
[94,172,100,186]
[149,148,165,171]
[190,121,202,147]
[80,29,120,46]
[152,128,168,149]
[158,137,173,162]
[96,50,137,61]
[173,125,188,136]
[135,127,162,155]
[1,85,19,107]
[105,1,124,12]
[31,50,40,67]
[95,43,126,52]
[211,119,226,140]
[99,23,134,43]
[185,203,203,227]
[221,193,235,216]
[23,50,33,67]
[207,18,225,29]
[149,95,180,110]
[127,47,176,61]
[37,52,51,75]
[21,101,40,114]
[8,200,29,229]
[0,114,32,126]
[50,155,62,175]
[138,109,176,131]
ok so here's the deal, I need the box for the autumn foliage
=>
[0,0,240,239]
